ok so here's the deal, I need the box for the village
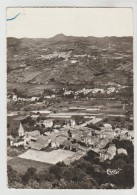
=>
[7,79,130,103]
[7,91,134,168]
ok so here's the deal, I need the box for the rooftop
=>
[25,130,40,138]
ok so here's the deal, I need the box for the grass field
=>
[7,157,51,173]
[18,149,75,164]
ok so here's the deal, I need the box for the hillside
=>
[7,34,133,95]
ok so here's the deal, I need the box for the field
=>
[7,146,26,157]
[19,149,75,164]
[7,157,51,173]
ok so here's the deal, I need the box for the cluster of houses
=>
[8,94,39,102]
[7,112,134,162]
[35,51,92,63]
[36,51,71,61]
[63,86,127,98]
[7,93,57,103]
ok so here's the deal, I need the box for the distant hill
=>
[7,34,133,95]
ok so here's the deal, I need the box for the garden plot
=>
[19,149,75,164]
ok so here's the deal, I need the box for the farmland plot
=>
[19,149,75,164]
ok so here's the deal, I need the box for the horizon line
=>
[7,33,133,39]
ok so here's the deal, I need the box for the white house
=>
[51,95,56,98]
[31,97,39,102]
[18,97,30,102]
[103,123,112,129]
[107,87,115,94]
[64,90,73,95]
[99,144,117,161]
[12,94,18,101]
[44,96,51,99]
[13,141,24,147]
[92,88,105,94]
[43,119,53,128]
[117,148,127,155]
[70,60,77,64]
[107,144,117,160]
[70,118,76,127]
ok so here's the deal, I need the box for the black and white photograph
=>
[6,7,134,189]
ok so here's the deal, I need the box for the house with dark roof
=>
[54,135,68,148]
[53,119,66,128]
[25,130,40,137]
[63,140,73,150]
[24,130,40,144]
[29,135,50,150]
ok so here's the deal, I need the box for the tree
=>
[29,120,35,126]
[38,96,44,102]
[22,167,37,184]
[50,78,55,82]
[10,128,18,137]
[128,125,133,130]
[114,117,121,122]
[37,117,41,122]
[43,89,53,96]
[124,164,134,187]
[39,181,52,189]
[84,150,99,163]
[78,92,85,99]
[25,116,32,123]
[28,179,40,189]
[49,165,64,180]
[103,118,108,123]
[13,88,17,94]
[12,182,23,189]
[7,165,23,187]
[64,92,74,98]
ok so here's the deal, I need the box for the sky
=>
[7,8,133,38]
